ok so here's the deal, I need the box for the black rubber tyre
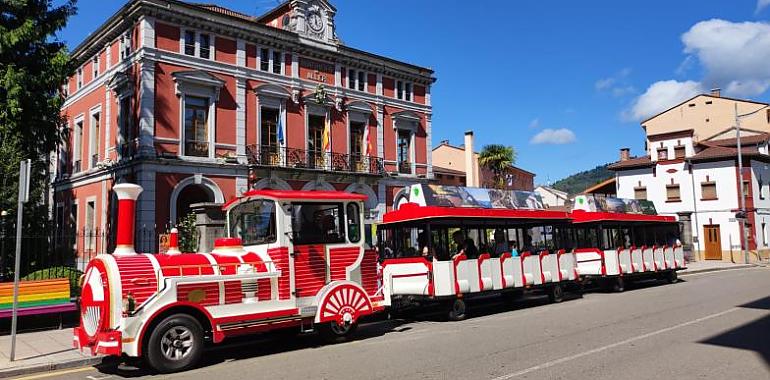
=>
[666,270,678,284]
[318,320,358,344]
[146,314,204,374]
[548,284,564,303]
[612,277,625,293]
[447,298,467,321]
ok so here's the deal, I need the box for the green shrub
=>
[22,266,84,297]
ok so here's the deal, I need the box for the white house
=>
[535,186,569,208]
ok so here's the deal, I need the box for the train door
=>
[703,225,722,260]
[290,202,345,297]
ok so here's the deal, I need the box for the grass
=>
[21,266,84,297]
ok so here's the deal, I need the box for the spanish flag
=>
[363,124,372,157]
[322,115,331,153]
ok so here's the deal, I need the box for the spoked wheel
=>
[548,284,564,303]
[612,277,625,293]
[318,319,358,344]
[146,314,204,374]
[666,270,678,284]
[447,298,467,321]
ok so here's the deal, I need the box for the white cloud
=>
[681,19,770,96]
[528,118,540,129]
[625,80,704,121]
[757,0,770,13]
[530,128,577,145]
[595,77,615,91]
[595,68,635,97]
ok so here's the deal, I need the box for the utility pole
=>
[735,103,749,265]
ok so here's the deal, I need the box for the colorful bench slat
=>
[0,279,76,321]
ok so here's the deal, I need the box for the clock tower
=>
[285,0,338,46]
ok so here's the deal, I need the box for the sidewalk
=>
[0,329,103,378]
[679,260,758,275]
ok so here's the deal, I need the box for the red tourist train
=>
[73,184,685,373]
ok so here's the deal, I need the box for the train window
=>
[378,226,431,259]
[291,202,345,245]
[228,199,277,245]
[346,203,361,243]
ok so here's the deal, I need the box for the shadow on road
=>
[699,295,770,367]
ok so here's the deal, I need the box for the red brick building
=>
[56,0,435,253]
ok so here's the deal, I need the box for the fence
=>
[0,227,163,283]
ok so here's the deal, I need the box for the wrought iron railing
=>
[246,144,384,175]
[398,161,412,174]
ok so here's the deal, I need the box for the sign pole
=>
[10,159,31,361]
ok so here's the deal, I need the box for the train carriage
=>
[73,184,382,373]
[570,195,686,292]
[379,185,581,320]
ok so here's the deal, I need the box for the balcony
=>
[398,161,412,174]
[246,144,384,175]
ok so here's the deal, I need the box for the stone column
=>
[677,211,694,261]
[191,202,225,253]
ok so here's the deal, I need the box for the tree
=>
[478,144,516,189]
[177,213,199,253]
[0,0,77,227]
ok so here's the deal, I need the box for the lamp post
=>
[0,210,6,281]
[735,103,769,264]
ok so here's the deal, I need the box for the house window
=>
[350,121,365,159]
[397,129,411,174]
[308,114,326,167]
[183,96,209,157]
[396,80,404,100]
[271,50,282,74]
[70,202,78,235]
[85,200,96,251]
[701,181,717,200]
[118,96,132,159]
[347,68,356,89]
[657,148,668,160]
[760,178,766,200]
[259,48,270,71]
[405,82,412,101]
[634,186,647,200]
[92,56,99,78]
[77,68,83,89]
[260,108,279,162]
[199,34,211,59]
[674,145,685,159]
[74,120,84,172]
[357,71,365,91]
[120,32,131,60]
[90,112,100,169]
[666,183,681,202]
[184,31,196,55]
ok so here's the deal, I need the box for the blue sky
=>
[58,0,770,183]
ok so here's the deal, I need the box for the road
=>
[16,267,770,380]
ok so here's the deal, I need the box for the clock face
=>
[308,10,324,32]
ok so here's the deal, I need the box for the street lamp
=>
[735,103,768,264]
[0,210,7,281]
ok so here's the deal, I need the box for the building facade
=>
[534,186,568,208]
[432,132,535,191]
[56,0,435,254]
[609,91,770,262]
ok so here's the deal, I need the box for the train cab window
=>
[291,202,345,245]
[346,203,361,243]
[228,199,277,245]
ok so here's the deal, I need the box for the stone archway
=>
[169,176,225,223]
[301,180,335,192]
[252,176,292,190]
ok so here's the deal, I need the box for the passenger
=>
[493,229,510,255]
[451,230,478,259]
[417,231,434,260]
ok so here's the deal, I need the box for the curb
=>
[0,356,104,379]
[679,264,756,276]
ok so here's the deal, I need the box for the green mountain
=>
[550,164,613,195]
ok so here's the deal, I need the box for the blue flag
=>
[277,113,284,145]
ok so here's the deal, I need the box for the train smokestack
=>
[167,228,181,255]
[113,183,143,255]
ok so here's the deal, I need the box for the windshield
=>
[228,199,277,246]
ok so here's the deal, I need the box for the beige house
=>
[610,89,770,263]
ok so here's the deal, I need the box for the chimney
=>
[620,148,630,162]
[464,130,478,187]
[710,88,721,97]
[113,183,143,255]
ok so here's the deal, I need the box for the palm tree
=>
[478,144,516,189]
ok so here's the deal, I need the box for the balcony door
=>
[308,114,325,168]
[260,107,280,165]
[397,129,411,174]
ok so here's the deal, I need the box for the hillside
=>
[550,164,613,195]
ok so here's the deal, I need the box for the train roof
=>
[224,189,367,209]
[569,210,676,224]
[381,203,570,225]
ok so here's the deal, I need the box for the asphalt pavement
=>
[13,266,770,380]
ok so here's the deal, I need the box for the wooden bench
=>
[0,279,77,327]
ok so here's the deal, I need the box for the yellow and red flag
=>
[322,116,331,153]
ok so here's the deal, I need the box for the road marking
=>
[11,366,93,380]
[679,266,762,277]
[490,307,740,380]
